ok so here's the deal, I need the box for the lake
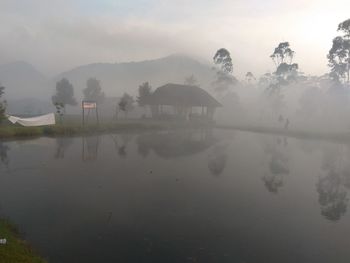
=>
[1,129,350,263]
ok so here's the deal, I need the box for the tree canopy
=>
[328,19,350,84]
[0,84,7,122]
[118,93,134,117]
[213,48,233,74]
[270,42,295,66]
[137,82,152,107]
[52,78,77,112]
[83,78,105,103]
[245,72,255,83]
[212,48,237,94]
[270,42,299,87]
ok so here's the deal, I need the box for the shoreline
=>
[217,124,350,143]
[1,120,350,143]
[0,120,214,140]
[0,219,46,263]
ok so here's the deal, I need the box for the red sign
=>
[82,101,97,109]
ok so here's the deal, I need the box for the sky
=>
[1,0,349,78]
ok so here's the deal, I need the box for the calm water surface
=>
[1,129,350,263]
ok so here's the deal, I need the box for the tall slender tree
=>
[270,42,299,86]
[328,18,350,84]
[212,48,238,94]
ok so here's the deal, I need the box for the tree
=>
[270,42,299,87]
[0,84,7,123]
[245,72,255,83]
[137,82,152,107]
[328,18,350,84]
[212,48,238,94]
[213,48,233,74]
[118,93,134,118]
[184,74,198,86]
[270,42,295,66]
[52,78,77,114]
[83,78,105,103]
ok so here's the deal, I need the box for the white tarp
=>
[7,113,56,127]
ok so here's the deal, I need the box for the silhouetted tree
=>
[118,93,134,118]
[258,73,274,88]
[184,74,198,86]
[137,82,152,107]
[270,42,299,87]
[271,42,295,66]
[214,48,233,73]
[245,72,255,83]
[52,78,77,114]
[213,48,238,94]
[0,84,7,123]
[83,78,105,103]
[328,18,350,84]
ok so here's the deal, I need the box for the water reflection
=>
[54,137,73,159]
[111,134,134,158]
[136,129,216,159]
[0,141,10,167]
[4,131,350,262]
[262,136,289,194]
[317,146,350,221]
[208,143,228,176]
[82,136,100,161]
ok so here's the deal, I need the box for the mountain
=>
[0,61,49,99]
[56,54,216,99]
[1,55,217,115]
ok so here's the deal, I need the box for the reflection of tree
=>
[208,143,228,176]
[262,137,289,194]
[54,137,73,159]
[317,171,348,221]
[317,147,350,221]
[137,136,150,158]
[0,142,10,167]
[111,134,133,158]
[136,130,216,159]
[82,136,100,161]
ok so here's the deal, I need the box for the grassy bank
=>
[0,219,46,263]
[217,124,350,142]
[0,119,213,139]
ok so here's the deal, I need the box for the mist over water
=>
[2,1,350,263]
[1,130,350,262]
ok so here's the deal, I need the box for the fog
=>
[3,2,350,262]
[1,1,350,134]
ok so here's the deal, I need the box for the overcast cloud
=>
[1,0,349,77]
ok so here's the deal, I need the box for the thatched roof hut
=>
[148,83,222,108]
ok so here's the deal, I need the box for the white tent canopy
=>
[7,113,56,127]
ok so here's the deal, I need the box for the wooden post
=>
[96,104,99,125]
[82,101,85,127]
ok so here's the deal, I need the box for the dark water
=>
[1,129,350,263]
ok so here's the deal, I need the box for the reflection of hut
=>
[147,83,222,121]
[137,130,216,158]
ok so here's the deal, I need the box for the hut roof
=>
[149,83,222,107]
